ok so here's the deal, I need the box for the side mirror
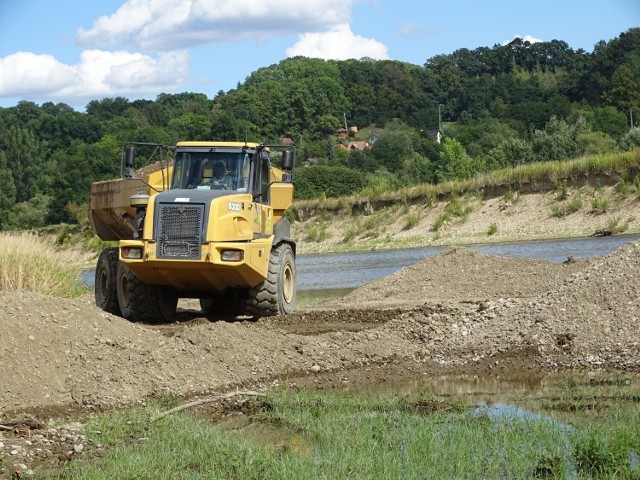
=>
[125,146,135,168]
[281,149,294,171]
[123,146,135,178]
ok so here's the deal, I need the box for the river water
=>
[297,233,639,292]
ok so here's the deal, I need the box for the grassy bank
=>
[0,232,92,297]
[44,375,640,479]
[294,150,640,213]
[292,150,640,254]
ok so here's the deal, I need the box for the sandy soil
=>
[1,184,639,476]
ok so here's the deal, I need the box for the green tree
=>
[575,105,629,138]
[86,97,132,121]
[608,58,640,127]
[294,165,366,199]
[210,111,241,141]
[532,116,588,161]
[424,54,462,110]
[310,114,341,140]
[448,117,519,158]
[437,138,476,181]
[0,151,17,227]
[4,193,52,230]
[370,130,414,173]
[167,113,211,141]
[401,152,434,185]
[1,126,49,202]
[576,131,616,155]
[485,138,535,169]
[618,127,640,150]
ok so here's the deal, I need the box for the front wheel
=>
[245,243,296,318]
[116,263,177,323]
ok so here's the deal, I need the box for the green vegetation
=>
[0,232,91,297]
[551,196,583,217]
[503,188,519,203]
[404,211,420,230]
[432,213,450,232]
[1,28,640,230]
[618,180,631,198]
[303,222,329,242]
[555,180,569,200]
[45,376,640,479]
[487,223,498,235]
[606,216,632,234]
[591,196,610,214]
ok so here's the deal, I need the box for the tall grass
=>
[294,150,640,214]
[0,232,90,297]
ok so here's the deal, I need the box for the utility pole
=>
[438,104,443,133]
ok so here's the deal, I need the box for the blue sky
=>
[0,0,638,110]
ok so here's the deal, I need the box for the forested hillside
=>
[0,28,639,229]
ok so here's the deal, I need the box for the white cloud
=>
[0,52,76,95]
[0,50,189,105]
[76,0,356,50]
[502,34,543,45]
[286,23,389,60]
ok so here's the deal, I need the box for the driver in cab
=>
[210,160,231,189]
[198,160,232,190]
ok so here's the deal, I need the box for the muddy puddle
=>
[331,370,640,426]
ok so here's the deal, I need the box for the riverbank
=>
[292,181,640,255]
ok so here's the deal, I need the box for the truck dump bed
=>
[89,167,169,241]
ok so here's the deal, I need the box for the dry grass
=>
[0,232,91,297]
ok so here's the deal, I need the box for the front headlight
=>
[121,247,143,259]
[221,250,244,262]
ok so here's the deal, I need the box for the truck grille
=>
[156,203,204,259]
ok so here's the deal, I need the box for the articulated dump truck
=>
[89,141,296,323]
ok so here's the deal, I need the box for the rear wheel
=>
[116,263,177,323]
[245,243,296,318]
[95,247,120,315]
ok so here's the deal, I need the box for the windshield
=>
[171,151,251,192]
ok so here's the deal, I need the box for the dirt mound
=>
[1,242,638,416]
[506,240,640,367]
[380,241,640,371]
[314,247,589,310]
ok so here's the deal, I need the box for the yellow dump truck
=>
[89,141,296,322]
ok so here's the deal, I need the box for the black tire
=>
[116,262,178,323]
[200,296,225,315]
[200,290,247,317]
[245,243,296,318]
[95,247,121,315]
